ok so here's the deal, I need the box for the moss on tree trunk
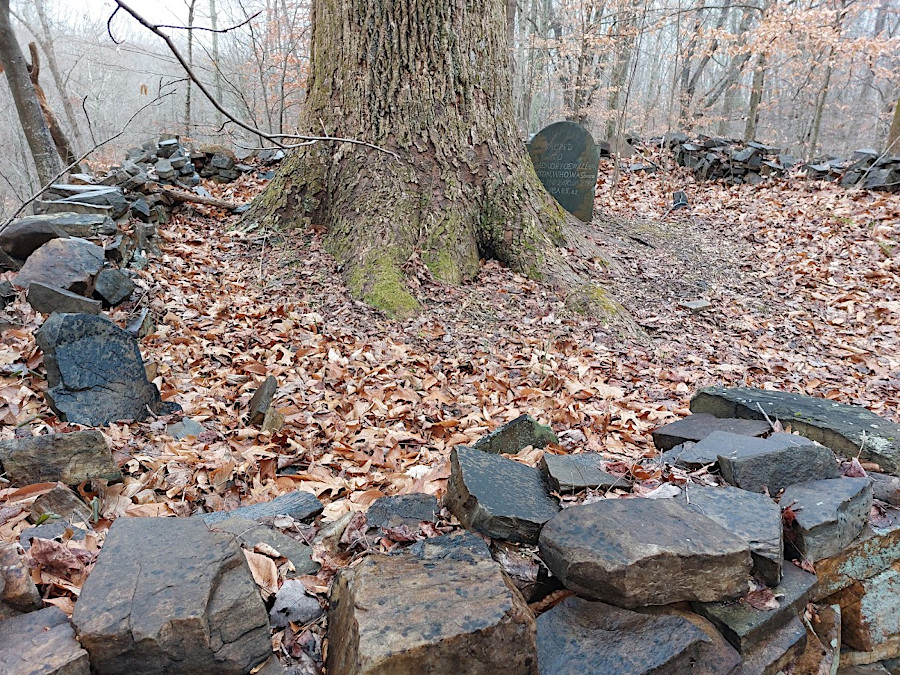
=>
[244,0,618,319]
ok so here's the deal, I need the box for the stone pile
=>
[639,132,900,192]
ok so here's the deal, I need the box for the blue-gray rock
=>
[539,452,630,493]
[692,563,817,653]
[717,437,839,494]
[652,413,770,451]
[781,477,873,562]
[677,485,783,585]
[444,446,560,544]
[26,282,102,315]
[365,493,438,530]
[208,515,319,576]
[269,579,323,628]
[72,517,271,674]
[166,417,204,439]
[20,520,87,550]
[35,313,176,425]
[691,387,900,474]
[93,268,135,306]
[539,497,751,608]
[661,430,813,471]
[198,489,324,525]
[0,216,69,259]
[0,607,90,675]
[472,414,557,454]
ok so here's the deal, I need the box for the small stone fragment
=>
[0,607,90,675]
[539,452,630,493]
[677,485,783,585]
[246,375,277,426]
[26,281,102,315]
[326,530,537,675]
[30,483,93,525]
[269,579,323,628]
[444,446,560,544]
[539,497,751,608]
[781,477,873,562]
[870,472,900,506]
[93,268,135,306]
[472,414,558,454]
[14,237,105,294]
[718,438,839,494]
[0,430,121,486]
[0,543,41,611]
[652,413,770,451]
[198,489,324,525]
[366,493,438,530]
[692,563,817,653]
[209,516,319,576]
[166,417,204,439]
[679,299,712,312]
[20,520,87,550]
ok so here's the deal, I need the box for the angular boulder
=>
[781,477,873,562]
[366,493,438,530]
[0,430,121,486]
[444,446,560,544]
[93,268,135,306]
[692,563,817,653]
[208,516,319,576]
[828,564,900,655]
[539,452,630,493]
[537,597,739,675]
[677,485,783,585]
[739,615,808,675]
[30,483,93,524]
[72,517,271,674]
[0,607,90,675]
[0,216,69,259]
[198,489,324,525]
[15,238,105,294]
[717,437,839,494]
[33,212,117,238]
[327,531,537,674]
[26,282,102,315]
[660,431,807,470]
[35,312,175,425]
[472,414,557,454]
[539,497,751,607]
[652,413,770,451]
[691,387,900,473]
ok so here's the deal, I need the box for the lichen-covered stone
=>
[472,414,557,455]
[327,531,537,674]
[828,563,900,654]
[691,387,900,474]
[445,446,560,544]
[652,414,770,451]
[0,430,121,486]
[539,497,752,608]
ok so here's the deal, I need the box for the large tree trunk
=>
[26,43,80,170]
[245,0,615,319]
[0,0,61,186]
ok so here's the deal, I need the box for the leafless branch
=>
[154,11,260,34]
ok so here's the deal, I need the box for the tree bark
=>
[184,0,196,138]
[245,0,615,319]
[888,95,900,154]
[0,0,62,186]
[743,51,767,142]
[26,43,79,169]
[209,0,223,127]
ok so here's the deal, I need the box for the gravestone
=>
[528,121,599,222]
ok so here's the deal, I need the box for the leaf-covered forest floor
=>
[1,156,898,657]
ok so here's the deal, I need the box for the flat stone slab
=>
[692,563,817,653]
[677,485,783,585]
[652,413,770,451]
[444,446,560,544]
[527,121,599,222]
[691,386,900,474]
[327,531,537,674]
[72,517,271,674]
[537,597,737,675]
[0,217,69,259]
[209,516,319,576]
[828,564,900,654]
[539,497,751,607]
[198,489,324,525]
[30,483,93,524]
[740,615,808,675]
[539,452,630,493]
[0,607,90,675]
[813,509,900,601]
[781,478,873,562]
[366,493,438,530]
[36,312,175,425]
[472,414,557,454]
[660,431,809,470]
[26,281,102,315]
[0,430,121,486]
[718,436,839,495]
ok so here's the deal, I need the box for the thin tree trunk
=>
[209,0,223,127]
[807,60,832,161]
[245,0,615,320]
[26,43,79,169]
[744,51,767,142]
[184,0,196,138]
[886,95,899,153]
[0,0,61,186]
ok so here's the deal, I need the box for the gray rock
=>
[58,187,128,219]
[269,579,323,628]
[20,520,87,550]
[537,597,738,675]
[72,517,271,674]
[327,530,537,675]
[828,564,900,654]
[661,430,813,471]
[444,446,560,544]
[0,607,90,675]
[677,485,783,585]
[154,158,176,180]
[15,238,105,295]
[691,386,900,474]
[870,472,900,506]
[692,563,817,653]
[366,493,438,530]
[104,233,136,266]
[8,212,115,240]
[0,430,121,486]
[247,375,277,426]
[166,417,204,439]
[781,477,873,562]
[0,543,41,611]
[472,414,558,454]
[30,483,93,524]
[740,615,808,675]
[125,307,154,338]
[26,282,102,315]
[198,489,324,525]
[93,268,135,306]
[210,152,236,171]
[718,437,839,494]
[0,247,22,271]
[208,516,319,576]
[36,312,176,425]
[0,217,69,259]
[539,452,630,493]
[538,497,751,608]
[35,199,113,218]
[652,413,770,451]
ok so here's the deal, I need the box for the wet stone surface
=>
[327,531,537,675]
[652,413,770,451]
[539,497,751,608]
